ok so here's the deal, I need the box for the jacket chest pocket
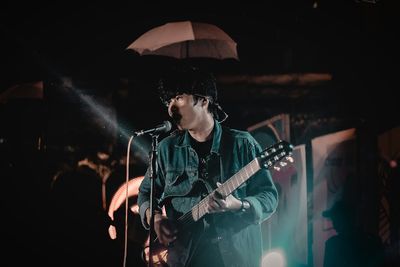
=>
[164,170,198,214]
[164,170,198,196]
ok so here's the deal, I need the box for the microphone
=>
[134,121,172,136]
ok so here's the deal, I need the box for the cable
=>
[122,135,134,267]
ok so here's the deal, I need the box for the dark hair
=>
[158,65,227,122]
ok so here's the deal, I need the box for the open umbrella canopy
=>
[127,20,239,60]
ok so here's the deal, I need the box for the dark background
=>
[1,1,398,267]
[1,1,398,133]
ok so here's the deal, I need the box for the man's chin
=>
[171,116,182,129]
[174,120,183,130]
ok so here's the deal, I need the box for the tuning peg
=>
[264,161,273,168]
[273,166,281,171]
[285,156,294,163]
[279,161,287,167]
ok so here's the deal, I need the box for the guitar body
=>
[147,179,214,267]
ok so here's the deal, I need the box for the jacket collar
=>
[176,119,222,155]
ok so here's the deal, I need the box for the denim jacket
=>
[138,120,278,267]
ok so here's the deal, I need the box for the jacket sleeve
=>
[137,155,165,230]
[239,135,279,224]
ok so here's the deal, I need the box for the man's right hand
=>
[146,208,178,246]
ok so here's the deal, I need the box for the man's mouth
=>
[171,111,182,125]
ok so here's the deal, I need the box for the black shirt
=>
[189,135,213,180]
[188,135,225,267]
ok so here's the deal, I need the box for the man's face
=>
[167,94,205,130]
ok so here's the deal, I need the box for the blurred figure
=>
[47,145,118,267]
[323,199,384,267]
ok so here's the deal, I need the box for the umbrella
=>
[127,21,239,60]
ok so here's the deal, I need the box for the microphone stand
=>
[148,133,159,267]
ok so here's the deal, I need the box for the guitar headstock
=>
[258,140,294,171]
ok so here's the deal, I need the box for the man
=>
[323,200,384,267]
[138,66,279,267]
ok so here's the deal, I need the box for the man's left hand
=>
[206,182,242,213]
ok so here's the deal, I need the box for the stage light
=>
[262,249,286,267]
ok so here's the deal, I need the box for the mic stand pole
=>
[148,133,159,267]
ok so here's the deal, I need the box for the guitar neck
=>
[177,158,261,226]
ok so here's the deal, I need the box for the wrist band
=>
[240,199,250,212]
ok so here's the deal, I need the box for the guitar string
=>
[178,163,260,226]
[173,144,290,226]
[176,159,261,226]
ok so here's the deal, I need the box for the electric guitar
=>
[144,140,294,266]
